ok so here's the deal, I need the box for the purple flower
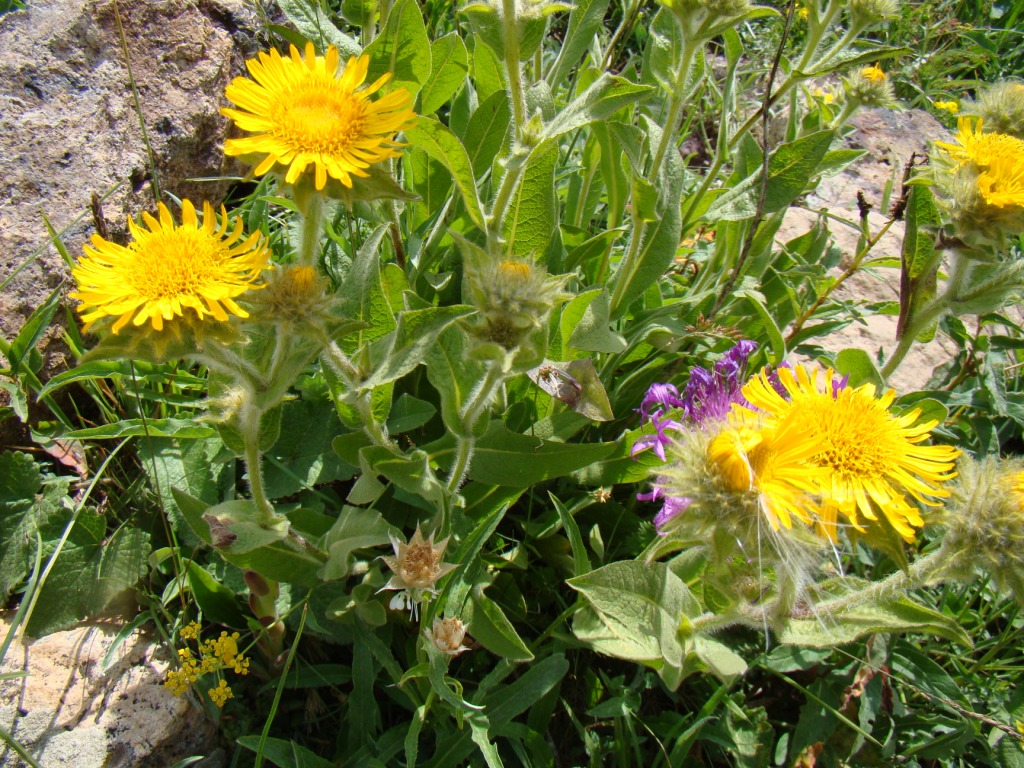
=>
[630,413,684,461]
[653,495,690,534]
[681,341,758,425]
[637,382,684,422]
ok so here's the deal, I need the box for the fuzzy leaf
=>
[466,591,534,661]
[363,305,476,389]
[404,118,485,228]
[364,0,431,96]
[273,1,360,57]
[420,33,469,114]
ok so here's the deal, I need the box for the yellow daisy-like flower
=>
[936,117,1024,209]
[222,43,417,190]
[708,415,828,532]
[72,200,269,334]
[861,64,886,83]
[739,366,960,541]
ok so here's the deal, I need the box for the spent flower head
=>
[425,617,471,656]
[381,526,456,594]
[72,200,269,335]
[222,43,416,190]
[847,0,899,27]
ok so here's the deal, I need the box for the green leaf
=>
[835,347,885,390]
[569,560,699,674]
[466,591,534,661]
[609,117,685,316]
[273,0,361,57]
[902,185,941,281]
[363,305,477,389]
[386,394,437,434]
[425,323,487,436]
[184,560,247,628]
[540,74,652,144]
[339,225,396,346]
[547,0,610,87]
[404,118,485,228]
[737,289,786,364]
[464,89,511,177]
[173,488,326,588]
[27,518,151,636]
[426,643,485,711]
[236,735,335,768]
[563,289,627,354]
[708,130,835,221]
[62,418,217,440]
[364,0,431,97]
[7,286,61,375]
[549,492,591,576]
[465,421,616,486]
[420,33,469,114]
[319,506,395,580]
[503,140,559,260]
[777,582,972,648]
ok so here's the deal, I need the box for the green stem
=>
[296,191,325,268]
[460,358,506,432]
[488,156,527,241]
[446,436,475,493]
[609,38,698,316]
[502,0,526,143]
[240,397,277,525]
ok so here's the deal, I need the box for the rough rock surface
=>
[0,0,263,381]
[0,616,223,767]
[778,107,959,393]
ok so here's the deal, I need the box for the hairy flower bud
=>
[847,0,899,27]
[974,80,1024,141]
[843,66,897,109]
[940,457,1024,605]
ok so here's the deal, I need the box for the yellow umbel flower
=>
[933,100,959,114]
[739,366,960,542]
[222,43,417,190]
[936,117,1024,209]
[861,65,886,83]
[707,414,828,532]
[72,200,269,334]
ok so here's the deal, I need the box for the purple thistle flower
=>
[653,495,691,535]
[637,382,684,423]
[681,340,758,425]
[630,413,684,461]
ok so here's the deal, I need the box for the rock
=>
[777,108,959,392]
[0,0,262,384]
[0,615,223,767]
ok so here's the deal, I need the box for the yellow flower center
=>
[499,259,532,282]
[274,86,368,155]
[128,226,227,300]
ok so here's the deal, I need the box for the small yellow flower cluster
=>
[934,100,959,114]
[163,622,250,708]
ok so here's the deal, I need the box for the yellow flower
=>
[222,43,417,190]
[936,117,1024,209]
[933,100,959,114]
[861,64,887,83]
[208,679,234,708]
[72,200,269,334]
[708,413,829,532]
[739,366,960,542]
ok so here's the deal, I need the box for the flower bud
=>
[464,257,571,352]
[974,80,1024,141]
[843,65,897,109]
[940,457,1024,605]
[847,0,899,27]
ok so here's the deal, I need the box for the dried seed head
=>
[425,617,470,656]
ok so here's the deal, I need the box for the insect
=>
[529,364,583,407]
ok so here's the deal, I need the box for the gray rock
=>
[0,0,262,384]
[0,616,222,767]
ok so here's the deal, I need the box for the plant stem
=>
[240,397,277,525]
[609,38,698,315]
[297,191,325,268]
[502,0,526,144]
